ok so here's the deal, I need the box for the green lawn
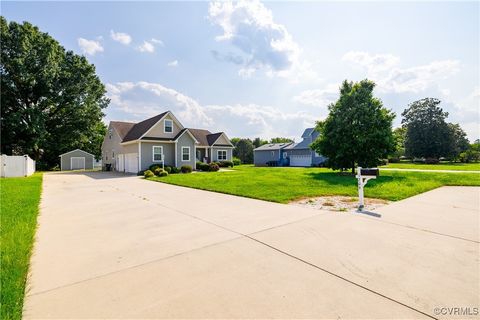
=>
[148,165,480,203]
[1,173,43,320]
[381,162,480,171]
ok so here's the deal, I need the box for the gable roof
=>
[207,132,223,145]
[301,128,315,138]
[122,111,169,142]
[59,149,95,157]
[254,142,293,151]
[110,121,136,140]
[187,128,212,146]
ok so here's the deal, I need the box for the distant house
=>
[253,128,326,167]
[101,111,233,173]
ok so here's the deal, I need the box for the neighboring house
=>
[59,149,94,170]
[253,142,293,167]
[101,111,233,173]
[253,128,326,167]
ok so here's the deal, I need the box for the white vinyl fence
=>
[1,155,36,177]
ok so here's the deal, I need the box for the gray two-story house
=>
[253,128,326,167]
[101,111,233,173]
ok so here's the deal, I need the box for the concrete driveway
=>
[24,172,479,319]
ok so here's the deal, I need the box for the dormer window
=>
[164,119,173,133]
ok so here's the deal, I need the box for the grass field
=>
[1,173,43,320]
[149,165,480,203]
[381,162,480,171]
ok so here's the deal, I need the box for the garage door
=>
[117,155,124,172]
[290,155,311,167]
[71,157,85,170]
[124,153,138,173]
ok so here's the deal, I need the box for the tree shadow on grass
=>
[306,171,402,186]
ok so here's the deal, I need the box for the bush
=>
[196,161,203,168]
[144,170,154,178]
[164,166,172,174]
[171,166,180,174]
[425,157,440,164]
[154,168,163,176]
[378,159,388,166]
[198,163,210,171]
[149,164,161,171]
[181,165,192,173]
[388,157,400,163]
[137,170,145,176]
[158,170,168,177]
[208,162,220,172]
[219,160,234,168]
[232,157,241,166]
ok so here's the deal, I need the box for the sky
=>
[2,1,479,141]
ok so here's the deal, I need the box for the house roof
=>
[187,128,212,146]
[187,129,231,146]
[110,121,136,140]
[301,128,315,138]
[122,111,169,142]
[59,149,95,157]
[254,142,293,151]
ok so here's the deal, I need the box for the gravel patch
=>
[290,196,390,212]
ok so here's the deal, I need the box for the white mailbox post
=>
[356,167,379,211]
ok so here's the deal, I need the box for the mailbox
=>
[360,168,379,177]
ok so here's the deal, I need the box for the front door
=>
[196,150,201,161]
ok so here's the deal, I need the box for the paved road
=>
[23,172,479,319]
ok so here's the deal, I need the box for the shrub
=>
[388,157,400,163]
[144,170,154,178]
[154,168,163,176]
[137,170,145,176]
[219,160,234,168]
[181,165,192,173]
[196,161,203,168]
[149,164,161,171]
[208,162,220,172]
[164,166,172,174]
[232,157,241,166]
[158,170,168,177]
[198,163,210,171]
[378,159,388,166]
[425,157,440,164]
[171,166,180,174]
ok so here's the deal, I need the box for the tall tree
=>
[401,98,452,159]
[311,79,395,173]
[0,17,108,168]
[447,123,469,161]
[270,137,293,144]
[233,139,254,164]
[391,127,406,160]
[252,137,268,149]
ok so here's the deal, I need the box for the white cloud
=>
[106,81,319,139]
[342,51,461,93]
[167,60,178,67]
[110,30,132,45]
[208,0,314,80]
[151,38,164,46]
[293,84,339,108]
[77,38,104,56]
[137,41,155,53]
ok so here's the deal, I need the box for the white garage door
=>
[71,157,85,170]
[290,155,312,167]
[124,153,138,173]
[117,155,124,172]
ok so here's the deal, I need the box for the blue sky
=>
[3,1,479,140]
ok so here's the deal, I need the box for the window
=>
[164,119,173,133]
[283,152,287,159]
[153,146,163,162]
[182,147,190,161]
[108,129,112,139]
[271,151,274,157]
[217,150,227,161]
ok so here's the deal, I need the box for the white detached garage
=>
[60,149,95,170]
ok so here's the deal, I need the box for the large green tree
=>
[233,138,254,164]
[401,98,453,159]
[447,123,469,161]
[0,17,108,168]
[270,137,293,144]
[311,79,395,173]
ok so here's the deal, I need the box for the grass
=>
[381,162,480,171]
[148,165,480,203]
[1,173,43,320]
